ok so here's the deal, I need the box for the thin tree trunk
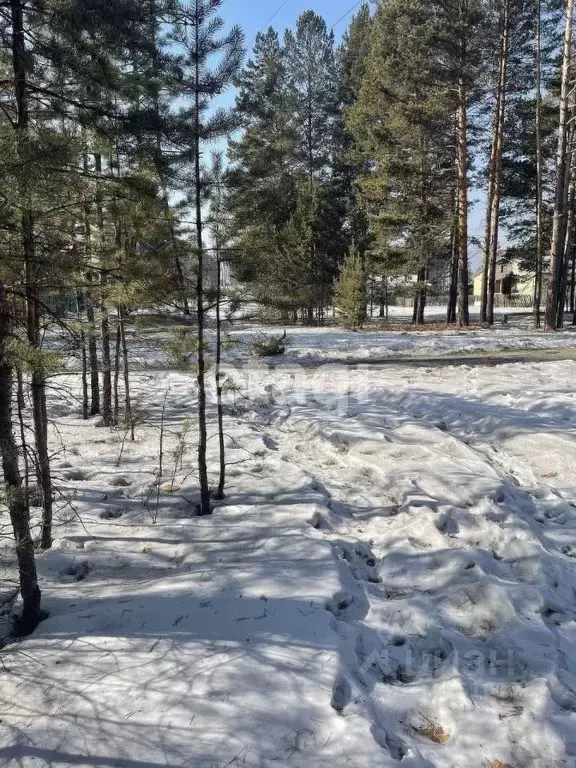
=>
[94,153,112,423]
[455,0,470,329]
[456,71,470,327]
[10,0,52,551]
[119,307,133,441]
[534,0,544,327]
[214,251,226,500]
[570,240,576,321]
[545,0,575,329]
[113,316,121,426]
[417,267,427,324]
[480,84,501,321]
[486,0,510,326]
[85,282,100,415]
[194,1,211,516]
[100,293,112,426]
[83,147,100,414]
[448,191,460,324]
[558,163,576,327]
[76,292,89,420]
[0,278,42,635]
[16,369,29,501]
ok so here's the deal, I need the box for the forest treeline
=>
[229,0,575,331]
[1,0,576,633]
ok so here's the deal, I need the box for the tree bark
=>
[113,316,121,426]
[94,154,112,424]
[214,249,226,500]
[85,280,100,415]
[76,292,89,420]
[413,267,427,324]
[534,0,544,328]
[486,0,510,326]
[0,278,42,636]
[456,74,470,327]
[119,307,133,441]
[100,290,113,426]
[558,161,576,327]
[545,0,575,330]
[83,147,100,414]
[448,189,460,325]
[10,0,53,550]
[456,0,470,327]
[193,0,211,516]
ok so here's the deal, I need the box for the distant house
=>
[472,260,535,306]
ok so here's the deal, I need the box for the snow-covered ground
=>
[49,307,576,370]
[2,334,576,766]
[227,316,576,362]
[131,317,576,369]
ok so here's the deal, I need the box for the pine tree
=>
[228,12,347,321]
[340,3,373,102]
[496,2,560,318]
[284,12,346,320]
[226,27,298,303]
[334,247,367,329]
[349,0,455,325]
[179,0,243,516]
[479,0,539,324]
[339,2,373,255]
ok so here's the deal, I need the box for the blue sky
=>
[224,0,359,45]
[215,0,358,110]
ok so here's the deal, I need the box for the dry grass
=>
[364,322,475,333]
[412,714,450,744]
[386,587,408,600]
[483,760,514,768]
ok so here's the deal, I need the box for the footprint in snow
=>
[330,676,351,712]
[109,476,133,487]
[65,468,92,481]
[99,508,124,520]
[59,561,91,582]
[371,727,408,761]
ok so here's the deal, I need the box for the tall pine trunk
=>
[534,0,544,327]
[456,71,470,327]
[11,0,52,551]
[545,0,575,330]
[83,146,100,413]
[16,368,30,500]
[119,307,133,440]
[481,0,510,325]
[76,291,89,420]
[100,289,113,426]
[0,278,42,635]
[94,153,112,422]
[486,0,510,326]
[448,185,460,324]
[413,267,427,325]
[558,158,576,327]
[113,317,121,426]
[193,1,211,516]
[214,250,226,500]
[85,279,100,415]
